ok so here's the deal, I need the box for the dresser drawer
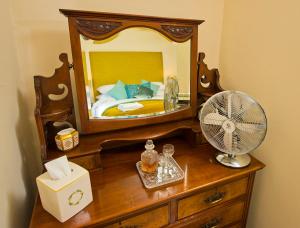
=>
[229,223,243,228]
[176,200,245,228]
[107,205,169,228]
[178,177,248,219]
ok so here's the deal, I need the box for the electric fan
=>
[199,91,267,168]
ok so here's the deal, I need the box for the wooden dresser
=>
[30,137,264,227]
[30,9,265,227]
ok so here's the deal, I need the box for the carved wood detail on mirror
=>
[76,19,122,37]
[160,25,193,39]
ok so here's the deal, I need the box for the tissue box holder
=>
[36,162,93,222]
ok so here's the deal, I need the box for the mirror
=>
[80,27,191,119]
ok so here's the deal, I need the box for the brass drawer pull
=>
[120,226,139,228]
[201,218,221,228]
[118,223,140,228]
[204,192,225,204]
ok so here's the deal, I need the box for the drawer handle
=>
[204,192,225,204]
[119,224,140,228]
[120,226,139,228]
[201,218,221,228]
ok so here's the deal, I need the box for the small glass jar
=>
[141,140,158,173]
[158,153,167,179]
[162,144,175,177]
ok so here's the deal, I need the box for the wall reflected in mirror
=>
[80,27,191,119]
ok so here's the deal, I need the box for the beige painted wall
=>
[0,2,42,228]
[220,0,300,227]
[3,0,224,227]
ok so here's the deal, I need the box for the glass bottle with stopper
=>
[163,144,175,177]
[141,140,158,173]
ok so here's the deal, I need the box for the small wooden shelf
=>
[47,143,100,161]
[39,107,72,119]
[46,119,202,169]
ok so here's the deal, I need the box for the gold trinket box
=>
[55,128,79,151]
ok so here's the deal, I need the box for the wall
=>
[4,0,224,227]
[0,2,41,228]
[220,0,300,227]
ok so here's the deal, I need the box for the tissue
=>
[44,155,72,180]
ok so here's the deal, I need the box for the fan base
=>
[216,153,251,168]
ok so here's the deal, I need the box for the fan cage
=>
[199,91,267,155]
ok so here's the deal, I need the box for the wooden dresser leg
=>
[241,173,256,227]
[169,199,178,224]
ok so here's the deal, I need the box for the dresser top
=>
[30,137,264,227]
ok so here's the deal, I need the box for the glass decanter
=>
[158,153,167,180]
[162,144,175,177]
[141,140,158,173]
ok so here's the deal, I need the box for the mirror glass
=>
[80,27,191,119]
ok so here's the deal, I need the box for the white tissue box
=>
[36,162,93,222]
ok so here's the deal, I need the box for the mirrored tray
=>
[136,157,184,189]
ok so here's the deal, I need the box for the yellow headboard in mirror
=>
[82,51,164,97]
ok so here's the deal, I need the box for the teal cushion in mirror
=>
[141,80,151,89]
[141,80,160,96]
[107,80,128,100]
[125,84,139,98]
[136,85,154,98]
[150,83,160,96]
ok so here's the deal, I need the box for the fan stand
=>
[216,153,251,168]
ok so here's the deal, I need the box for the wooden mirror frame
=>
[60,9,204,134]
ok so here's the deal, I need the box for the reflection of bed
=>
[92,97,164,118]
[82,51,165,118]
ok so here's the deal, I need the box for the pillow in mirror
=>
[125,84,139,98]
[156,84,165,97]
[96,84,115,94]
[141,80,161,96]
[107,80,128,100]
[140,81,151,88]
[135,85,154,98]
[156,89,164,97]
[125,81,161,99]
[96,94,116,103]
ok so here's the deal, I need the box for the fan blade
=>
[204,113,228,125]
[228,93,232,118]
[236,122,262,133]
[224,131,232,151]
